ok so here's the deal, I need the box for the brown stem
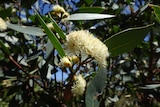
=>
[8,56,25,72]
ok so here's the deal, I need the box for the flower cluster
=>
[0,17,7,31]
[52,5,69,18]
[60,56,80,68]
[65,30,109,67]
[71,74,86,96]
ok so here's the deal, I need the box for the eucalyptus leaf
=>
[139,84,160,89]
[85,68,107,107]
[6,22,45,36]
[51,20,66,39]
[65,13,115,20]
[105,24,154,57]
[36,13,65,57]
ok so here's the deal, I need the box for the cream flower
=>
[53,5,65,13]
[0,17,7,31]
[71,74,86,96]
[60,56,72,67]
[52,5,69,19]
[65,30,109,67]
[46,22,54,31]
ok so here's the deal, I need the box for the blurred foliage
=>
[0,0,160,107]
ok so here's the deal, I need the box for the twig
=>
[8,56,23,71]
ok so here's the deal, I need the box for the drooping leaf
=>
[6,22,45,36]
[65,13,115,20]
[151,4,160,23]
[105,24,153,57]
[76,7,105,13]
[85,68,107,107]
[36,13,65,57]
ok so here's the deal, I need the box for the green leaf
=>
[151,4,160,23]
[76,7,105,13]
[29,15,51,24]
[6,22,45,36]
[65,13,115,20]
[105,24,153,57]
[51,20,66,39]
[0,40,10,56]
[30,14,66,39]
[36,14,65,57]
[85,68,107,107]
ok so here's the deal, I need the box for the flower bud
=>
[60,56,72,67]
[71,55,79,64]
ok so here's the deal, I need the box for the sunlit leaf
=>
[6,22,45,36]
[105,24,153,57]
[85,68,107,107]
[36,13,65,57]
[65,13,115,20]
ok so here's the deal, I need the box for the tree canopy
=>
[1,0,160,107]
